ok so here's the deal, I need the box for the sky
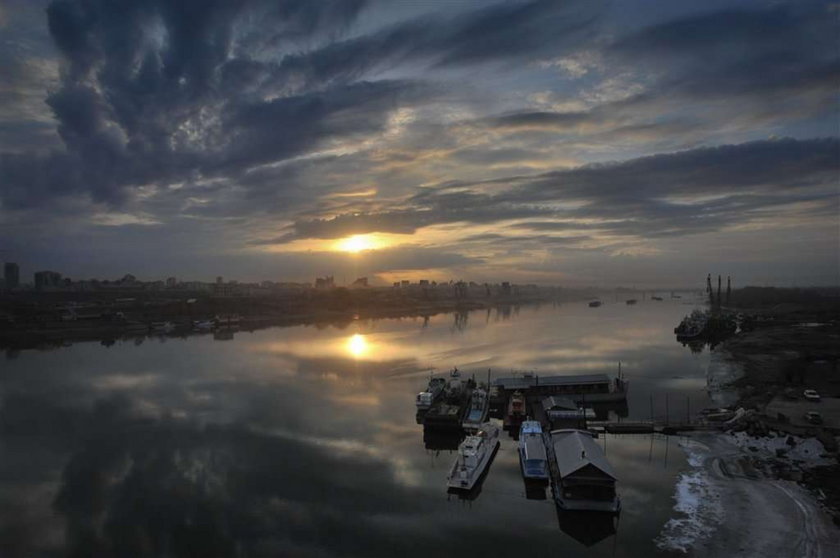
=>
[1,0,838,287]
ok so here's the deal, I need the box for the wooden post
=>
[665,392,670,426]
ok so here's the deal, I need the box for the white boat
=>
[193,319,215,331]
[518,421,549,482]
[150,321,175,332]
[446,422,500,491]
[416,377,447,409]
[461,387,490,430]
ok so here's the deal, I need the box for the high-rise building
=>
[34,270,62,291]
[3,262,19,290]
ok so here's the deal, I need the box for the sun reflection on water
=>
[347,334,369,358]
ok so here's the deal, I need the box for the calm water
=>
[1,298,714,557]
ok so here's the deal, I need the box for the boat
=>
[214,314,241,326]
[446,422,500,491]
[674,309,708,339]
[651,296,663,301]
[462,387,490,430]
[505,390,526,427]
[416,377,447,410]
[548,429,620,513]
[422,368,474,430]
[519,421,549,483]
[588,300,602,307]
[625,299,637,305]
[193,319,215,331]
[150,321,175,333]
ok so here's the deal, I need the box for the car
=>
[803,389,821,402]
[804,411,823,425]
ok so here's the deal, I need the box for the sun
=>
[336,234,377,253]
[347,334,369,357]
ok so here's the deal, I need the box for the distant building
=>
[419,279,429,286]
[166,276,177,288]
[34,270,62,291]
[401,280,410,287]
[216,276,223,284]
[315,276,335,289]
[351,277,368,288]
[4,262,20,290]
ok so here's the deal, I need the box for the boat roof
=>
[550,429,617,480]
[520,420,542,434]
[494,374,611,390]
[542,396,578,411]
[522,434,547,460]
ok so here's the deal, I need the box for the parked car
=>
[803,389,821,402]
[804,411,823,425]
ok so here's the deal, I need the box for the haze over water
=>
[1,298,719,556]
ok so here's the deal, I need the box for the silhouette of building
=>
[315,276,335,289]
[4,262,19,290]
[351,277,368,287]
[166,276,177,288]
[34,270,62,291]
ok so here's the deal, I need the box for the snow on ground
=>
[725,431,832,465]
[654,439,724,554]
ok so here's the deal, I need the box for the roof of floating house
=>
[494,374,611,390]
[551,429,617,480]
[542,396,578,411]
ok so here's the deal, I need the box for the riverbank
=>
[684,291,840,551]
[657,432,838,557]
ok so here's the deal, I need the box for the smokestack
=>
[727,276,731,305]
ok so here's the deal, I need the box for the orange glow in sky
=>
[335,234,381,253]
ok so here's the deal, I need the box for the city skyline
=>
[1,0,838,287]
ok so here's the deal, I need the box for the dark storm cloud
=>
[0,0,604,210]
[611,2,836,90]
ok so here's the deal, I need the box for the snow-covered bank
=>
[655,439,724,553]
[655,433,838,557]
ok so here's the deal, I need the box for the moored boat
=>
[505,390,526,427]
[416,377,447,410]
[519,421,549,483]
[150,321,175,333]
[446,422,500,491]
[548,429,620,513]
[462,387,490,430]
[588,300,602,307]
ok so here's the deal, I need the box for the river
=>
[1,296,717,556]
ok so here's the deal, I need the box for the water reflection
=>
[556,510,619,548]
[347,333,369,358]
[1,300,706,556]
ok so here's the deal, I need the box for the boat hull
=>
[447,440,499,491]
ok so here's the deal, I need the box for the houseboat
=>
[494,372,628,404]
[548,429,620,513]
